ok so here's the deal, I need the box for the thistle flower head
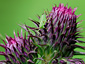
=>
[0,30,37,64]
[24,3,85,63]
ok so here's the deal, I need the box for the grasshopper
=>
[39,13,47,29]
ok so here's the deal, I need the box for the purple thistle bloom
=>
[0,30,37,64]
[24,3,85,64]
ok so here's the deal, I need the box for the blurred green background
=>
[0,0,85,62]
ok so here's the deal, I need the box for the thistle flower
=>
[0,30,38,64]
[0,3,85,64]
[23,3,85,64]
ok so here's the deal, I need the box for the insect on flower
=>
[39,12,47,29]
